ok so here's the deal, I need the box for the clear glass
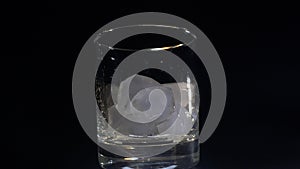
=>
[95,25,200,169]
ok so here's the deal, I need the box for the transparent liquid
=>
[98,136,199,169]
[96,76,200,168]
[97,112,199,169]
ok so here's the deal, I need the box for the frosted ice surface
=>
[108,74,194,136]
[158,107,193,135]
[116,75,173,124]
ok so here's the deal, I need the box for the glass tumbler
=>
[95,25,201,169]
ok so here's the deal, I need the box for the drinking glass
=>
[95,25,200,169]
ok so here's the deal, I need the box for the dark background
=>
[10,2,300,169]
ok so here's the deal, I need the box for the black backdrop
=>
[10,2,300,169]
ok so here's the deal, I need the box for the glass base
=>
[98,139,199,169]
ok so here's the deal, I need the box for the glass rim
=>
[93,24,197,52]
